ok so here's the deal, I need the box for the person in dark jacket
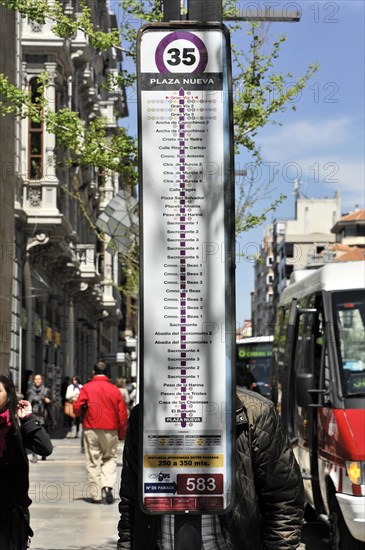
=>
[117,390,304,550]
[26,373,52,428]
[0,373,53,549]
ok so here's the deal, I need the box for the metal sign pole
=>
[175,515,202,549]
[163,0,181,22]
[170,5,224,549]
[188,0,222,22]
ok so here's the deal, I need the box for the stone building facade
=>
[1,2,137,406]
[252,192,342,336]
[0,5,16,373]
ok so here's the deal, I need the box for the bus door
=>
[280,298,299,440]
[295,293,326,516]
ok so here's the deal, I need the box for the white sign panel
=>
[138,23,234,514]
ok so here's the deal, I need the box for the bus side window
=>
[290,298,313,437]
[312,295,324,382]
[314,316,323,374]
[323,349,331,397]
[295,296,316,378]
[297,294,323,382]
[275,308,287,368]
[272,307,288,407]
[321,313,336,400]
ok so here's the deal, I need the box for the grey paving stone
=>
[28,437,125,550]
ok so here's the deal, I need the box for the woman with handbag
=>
[65,375,83,438]
[0,373,53,549]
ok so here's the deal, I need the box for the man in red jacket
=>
[73,361,128,504]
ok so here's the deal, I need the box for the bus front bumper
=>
[336,493,365,542]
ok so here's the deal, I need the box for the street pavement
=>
[28,431,124,550]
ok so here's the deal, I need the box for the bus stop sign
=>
[138,22,235,514]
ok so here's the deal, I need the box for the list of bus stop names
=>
[141,29,228,431]
[142,83,224,429]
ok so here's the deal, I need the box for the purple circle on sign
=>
[155,31,208,74]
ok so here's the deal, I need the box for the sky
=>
[116,0,365,325]
[233,0,365,325]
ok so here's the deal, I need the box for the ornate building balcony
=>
[22,17,65,51]
[21,179,75,239]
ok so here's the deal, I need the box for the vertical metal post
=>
[175,515,202,550]
[160,3,223,549]
[174,7,222,550]
[163,0,181,21]
[188,0,222,22]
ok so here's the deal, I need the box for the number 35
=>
[166,47,196,66]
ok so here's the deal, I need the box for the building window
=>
[344,225,365,238]
[28,78,43,180]
[285,264,294,279]
[285,242,294,258]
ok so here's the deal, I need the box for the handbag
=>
[64,401,75,419]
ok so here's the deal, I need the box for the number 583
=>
[176,473,223,494]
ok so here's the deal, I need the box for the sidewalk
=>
[28,434,124,550]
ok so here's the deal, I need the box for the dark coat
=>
[0,414,53,509]
[118,391,304,550]
[26,385,52,426]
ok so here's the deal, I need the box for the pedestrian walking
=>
[60,376,70,426]
[73,361,128,504]
[0,373,53,549]
[65,375,83,438]
[117,390,304,549]
[26,374,52,462]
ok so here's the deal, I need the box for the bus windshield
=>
[236,337,273,398]
[333,290,365,397]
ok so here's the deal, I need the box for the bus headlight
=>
[346,461,365,485]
